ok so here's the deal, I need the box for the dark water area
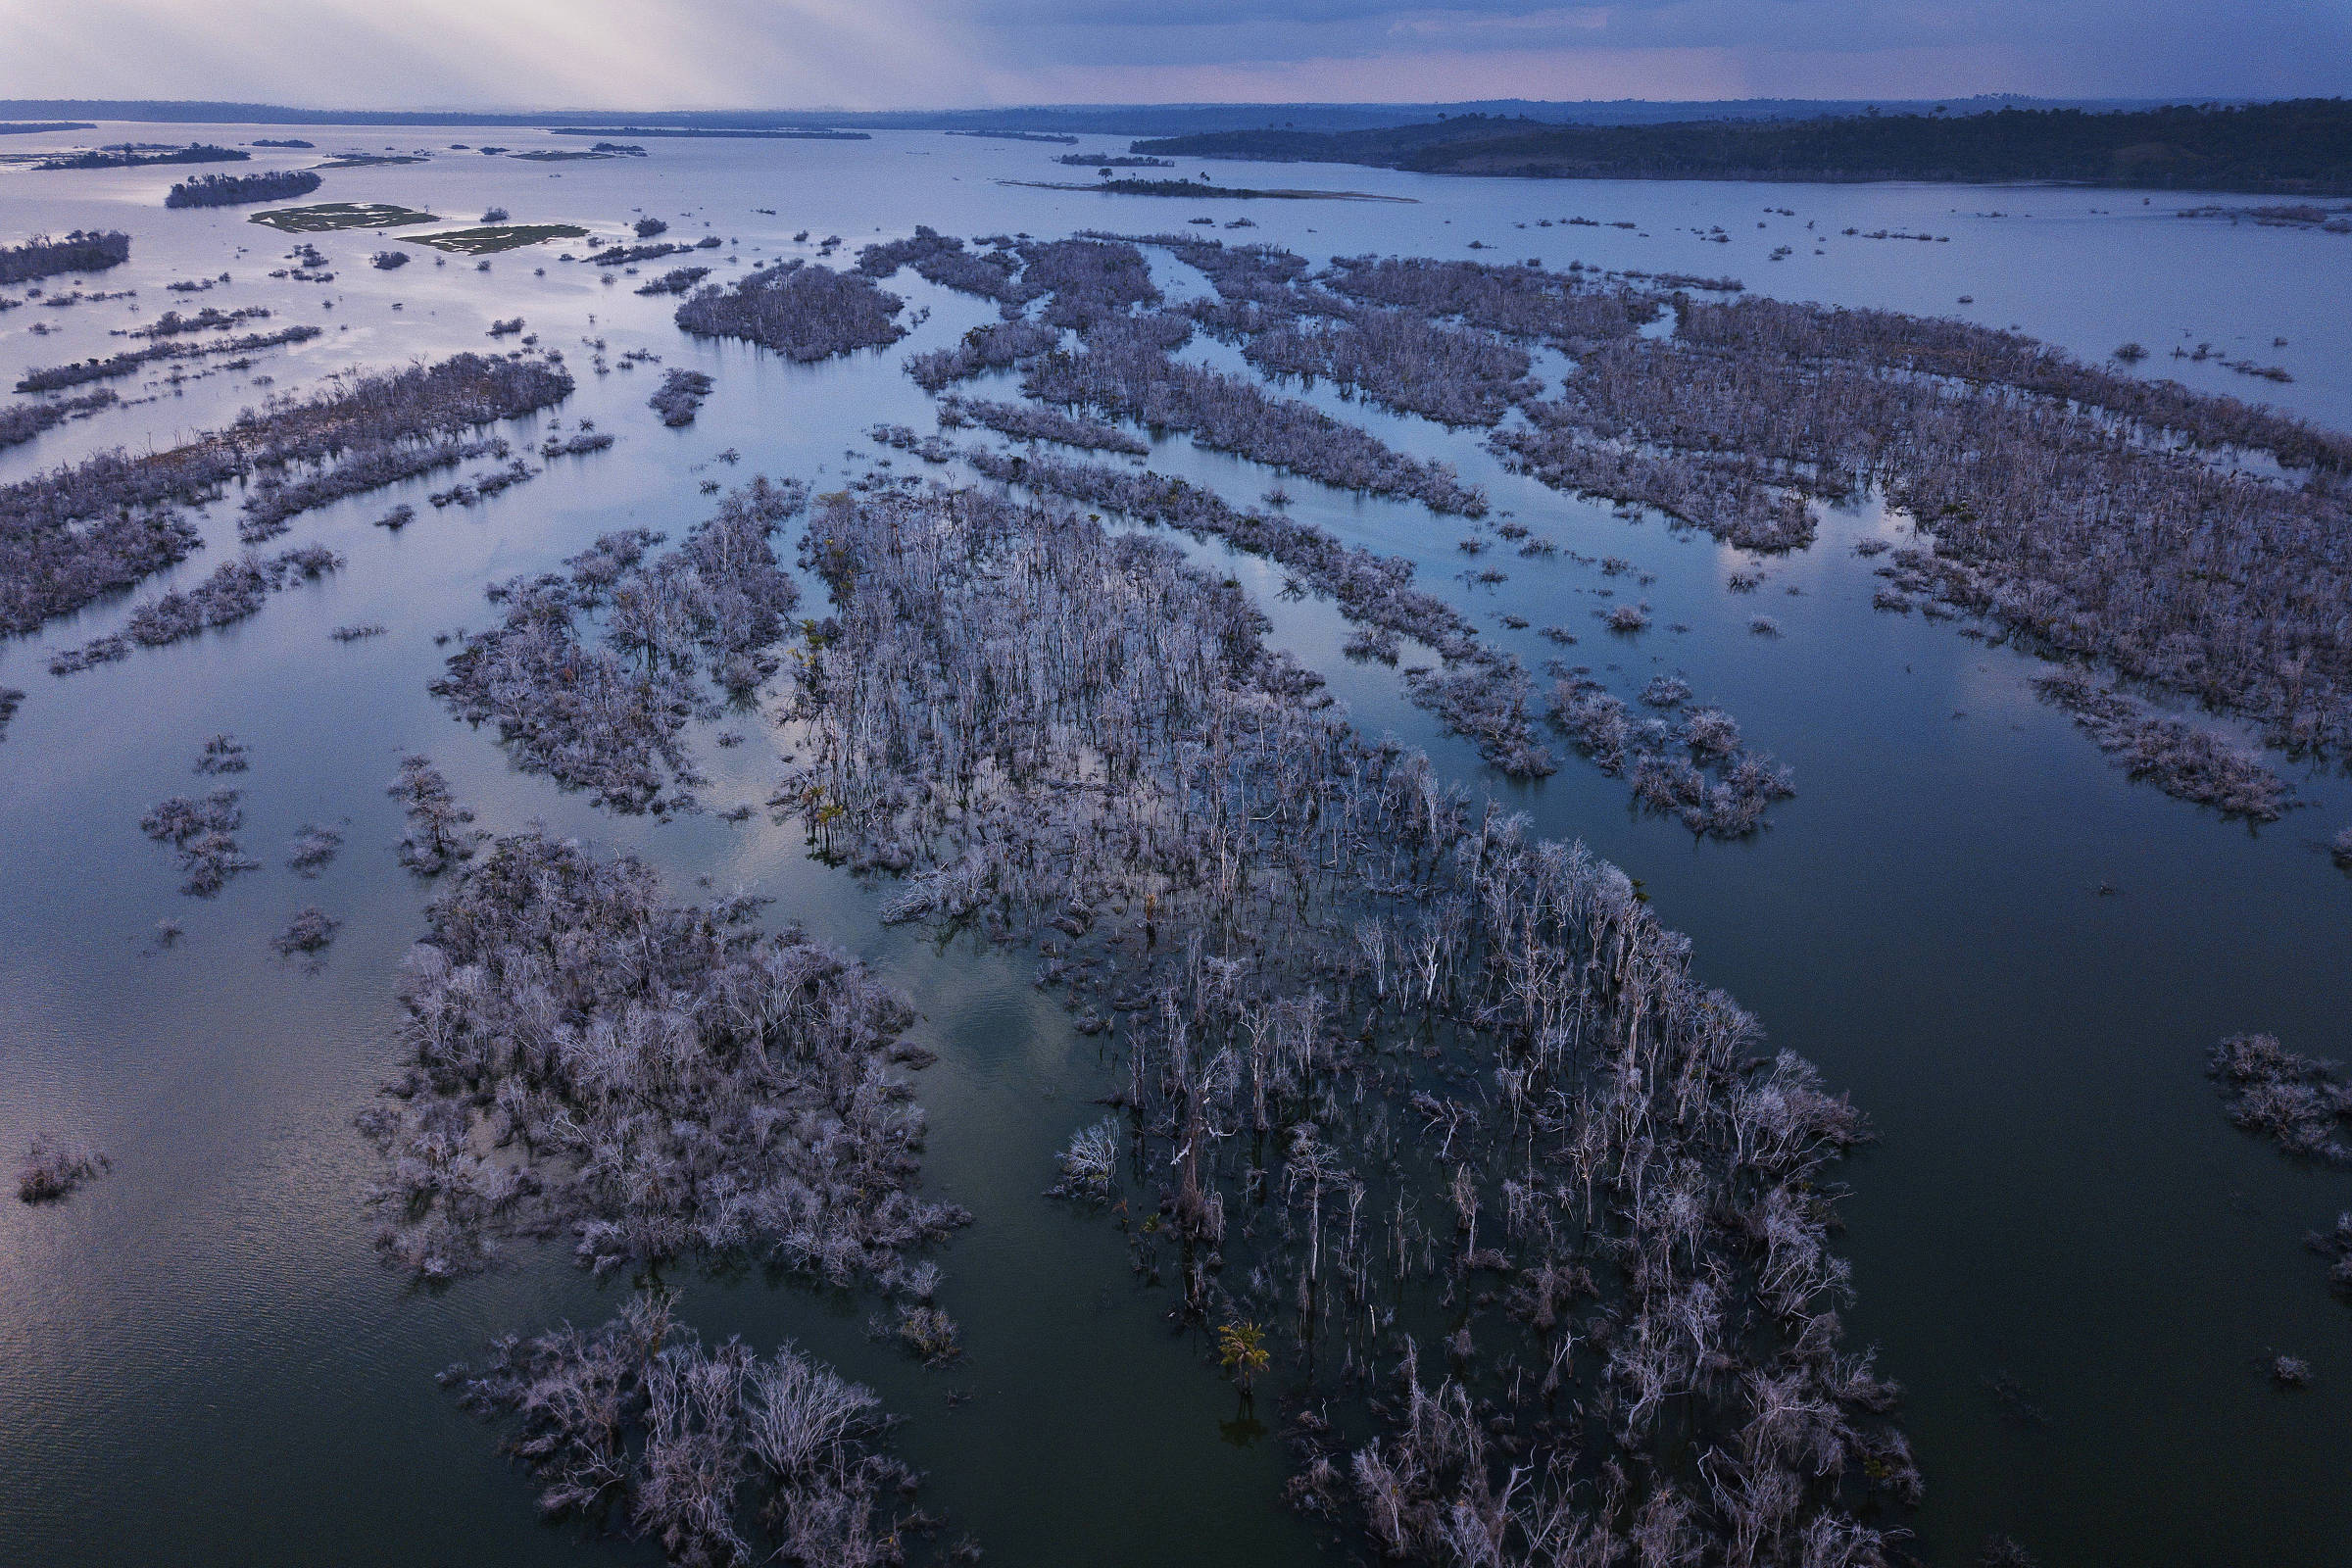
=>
[0,123,2347,1566]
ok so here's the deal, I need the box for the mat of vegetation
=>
[858,220,2345,820]
[249,202,438,232]
[403,222,588,254]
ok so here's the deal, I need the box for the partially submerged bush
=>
[140,787,258,896]
[18,1141,109,1202]
[271,906,341,957]
[905,318,1058,393]
[635,266,710,296]
[287,823,342,876]
[1022,322,1487,515]
[1053,1117,1121,1197]
[386,755,485,876]
[122,305,273,339]
[857,225,1036,308]
[193,732,249,774]
[891,1303,960,1365]
[936,393,1145,455]
[49,547,343,672]
[2209,1032,2352,1163]
[14,322,323,394]
[649,368,714,427]
[1552,669,1794,836]
[1242,308,1539,427]
[0,388,118,452]
[39,144,244,172]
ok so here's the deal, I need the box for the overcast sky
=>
[1,0,2345,109]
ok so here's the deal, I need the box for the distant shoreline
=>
[1135,99,2352,198]
[997,178,1413,202]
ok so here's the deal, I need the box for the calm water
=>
[1,124,2347,1567]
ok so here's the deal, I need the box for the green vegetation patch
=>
[314,155,428,169]
[250,202,440,233]
[401,223,590,255]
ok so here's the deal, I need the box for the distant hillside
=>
[0,95,2181,140]
[1135,99,2352,196]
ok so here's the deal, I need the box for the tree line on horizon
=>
[1135,98,2352,196]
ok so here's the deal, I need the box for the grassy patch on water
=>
[402,223,590,255]
[314,155,428,169]
[251,203,440,233]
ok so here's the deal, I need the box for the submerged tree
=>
[387,755,487,876]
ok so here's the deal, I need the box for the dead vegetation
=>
[358,829,964,1282]
[431,479,805,815]
[446,1292,923,1567]
[774,481,1907,1564]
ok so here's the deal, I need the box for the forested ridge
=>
[1138,99,2352,195]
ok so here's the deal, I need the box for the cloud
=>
[0,0,2343,108]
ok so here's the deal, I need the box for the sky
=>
[0,0,2345,109]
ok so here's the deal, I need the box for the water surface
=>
[1,122,2348,1567]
